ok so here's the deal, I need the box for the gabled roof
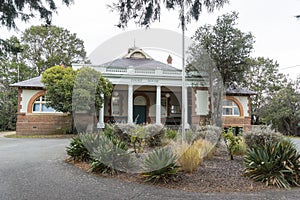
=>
[10,76,44,88]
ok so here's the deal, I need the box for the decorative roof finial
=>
[134,38,136,48]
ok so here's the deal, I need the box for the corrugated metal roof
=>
[10,76,44,88]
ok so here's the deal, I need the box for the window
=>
[32,96,55,113]
[111,96,120,116]
[222,99,240,116]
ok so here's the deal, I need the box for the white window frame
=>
[222,99,240,116]
[32,96,56,113]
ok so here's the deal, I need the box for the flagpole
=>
[181,0,186,142]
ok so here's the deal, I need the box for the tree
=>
[109,0,229,28]
[190,12,254,85]
[261,79,300,135]
[242,57,287,125]
[21,25,88,75]
[42,66,113,132]
[0,36,35,130]
[0,0,74,53]
[72,67,113,113]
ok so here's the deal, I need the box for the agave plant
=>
[66,136,90,162]
[244,139,300,189]
[143,147,179,183]
[89,135,133,174]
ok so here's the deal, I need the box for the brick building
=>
[11,47,255,135]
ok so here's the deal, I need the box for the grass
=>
[5,134,76,139]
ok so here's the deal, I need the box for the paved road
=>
[1,137,300,200]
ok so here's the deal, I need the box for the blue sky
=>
[2,0,300,79]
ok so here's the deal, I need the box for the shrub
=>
[143,147,179,183]
[244,139,300,189]
[164,128,177,140]
[243,126,283,149]
[113,123,135,144]
[176,142,202,173]
[223,129,243,160]
[89,135,132,174]
[181,125,222,145]
[145,124,165,147]
[66,136,90,162]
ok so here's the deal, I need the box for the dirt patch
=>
[66,151,278,193]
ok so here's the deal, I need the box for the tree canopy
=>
[190,12,254,85]
[109,0,229,28]
[0,36,35,130]
[42,66,113,114]
[242,57,287,125]
[21,25,88,75]
[0,0,73,30]
[0,0,74,53]
[261,79,300,135]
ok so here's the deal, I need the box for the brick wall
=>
[16,113,72,135]
[223,116,252,131]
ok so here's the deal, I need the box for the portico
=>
[72,47,201,128]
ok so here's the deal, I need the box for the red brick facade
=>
[16,113,72,135]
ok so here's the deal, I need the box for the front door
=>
[133,95,147,124]
[133,105,146,124]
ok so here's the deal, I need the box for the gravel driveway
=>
[1,136,300,200]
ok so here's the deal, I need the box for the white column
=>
[156,85,161,125]
[128,84,133,123]
[97,93,105,129]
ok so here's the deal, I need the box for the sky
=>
[2,0,300,80]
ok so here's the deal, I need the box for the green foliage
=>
[223,129,243,160]
[164,129,177,140]
[242,57,287,125]
[189,12,254,85]
[144,124,165,147]
[84,133,132,174]
[243,126,283,149]
[42,65,76,113]
[0,0,73,30]
[0,36,35,130]
[21,25,87,75]
[129,125,147,155]
[66,137,90,162]
[143,147,179,183]
[261,81,300,136]
[244,139,300,189]
[73,67,113,113]
[109,0,228,28]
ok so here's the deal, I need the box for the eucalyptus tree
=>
[242,57,287,125]
[261,79,300,135]
[190,12,254,85]
[21,25,88,75]
[0,0,74,54]
[0,36,34,130]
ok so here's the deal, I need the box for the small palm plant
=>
[143,147,179,183]
[244,139,300,189]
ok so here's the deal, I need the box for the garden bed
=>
[67,149,274,193]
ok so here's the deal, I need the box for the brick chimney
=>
[167,55,172,65]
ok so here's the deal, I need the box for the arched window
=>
[32,96,55,113]
[222,99,240,116]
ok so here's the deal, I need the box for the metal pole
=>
[181,0,186,142]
